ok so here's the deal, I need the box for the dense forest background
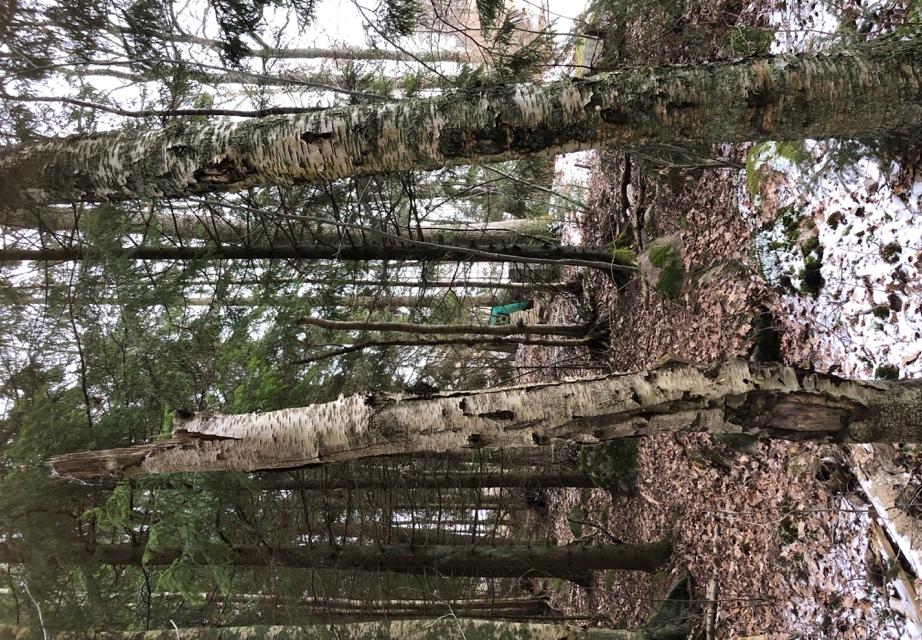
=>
[1,0,921,637]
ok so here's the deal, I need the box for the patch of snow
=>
[553,150,596,245]
[742,139,922,379]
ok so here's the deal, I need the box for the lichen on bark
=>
[1,41,920,208]
[48,360,922,480]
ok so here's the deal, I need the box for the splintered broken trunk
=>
[0,540,669,580]
[1,41,921,207]
[49,360,922,480]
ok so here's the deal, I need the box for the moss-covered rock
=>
[638,234,685,301]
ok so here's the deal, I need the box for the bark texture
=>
[0,621,690,640]
[48,359,922,479]
[0,540,669,578]
[0,212,557,248]
[14,294,500,309]
[3,42,921,207]
[850,444,922,578]
[253,469,596,490]
[298,316,590,337]
[0,243,619,271]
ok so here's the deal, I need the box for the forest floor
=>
[516,0,922,638]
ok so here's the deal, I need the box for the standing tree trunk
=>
[0,620,691,639]
[0,243,622,273]
[298,316,590,337]
[296,335,591,363]
[13,294,501,309]
[48,360,922,480]
[0,540,669,579]
[1,42,920,207]
[253,469,596,491]
[165,32,474,63]
[0,212,559,248]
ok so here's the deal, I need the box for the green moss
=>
[872,304,891,320]
[748,307,780,362]
[728,26,776,56]
[880,241,902,264]
[744,142,770,199]
[801,235,820,256]
[776,140,809,164]
[798,254,824,297]
[611,245,637,265]
[875,365,900,380]
[579,439,638,495]
[647,243,684,300]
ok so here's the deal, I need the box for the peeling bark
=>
[2,42,921,207]
[850,444,922,579]
[48,360,922,480]
[0,540,669,579]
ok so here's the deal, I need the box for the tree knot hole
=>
[300,130,334,144]
[467,433,485,447]
[479,410,515,421]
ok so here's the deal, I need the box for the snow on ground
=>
[746,0,922,378]
[741,140,922,379]
[733,2,922,637]
[552,150,596,246]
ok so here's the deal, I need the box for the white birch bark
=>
[850,444,922,579]
[0,209,556,247]
[2,42,921,207]
[48,359,922,480]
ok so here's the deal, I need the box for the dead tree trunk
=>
[49,360,922,480]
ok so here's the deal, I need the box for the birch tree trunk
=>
[0,540,669,578]
[2,42,921,207]
[49,359,922,480]
[0,620,691,640]
[1,212,557,248]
